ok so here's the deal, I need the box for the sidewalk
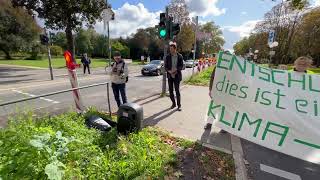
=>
[137,85,232,153]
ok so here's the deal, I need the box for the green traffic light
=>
[160,29,167,37]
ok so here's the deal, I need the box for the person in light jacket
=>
[109,51,129,108]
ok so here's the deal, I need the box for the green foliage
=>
[51,32,67,50]
[0,0,40,59]
[176,24,195,53]
[198,22,225,56]
[12,0,106,56]
[112,41,130,58]
[185,66,214,86]
[0,111,176,179]
[75,29,93,55]
[50,46,63,57]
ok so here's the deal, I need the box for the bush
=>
[50,46,63,56]
[185,66,214,86]
[0,110,175,179]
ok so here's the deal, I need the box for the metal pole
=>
[108,21,111,67]
[47,46,54,80]
[107,83,112,117]
[161,7,169,96]
[192,16,198,76]
[46,30,54,80]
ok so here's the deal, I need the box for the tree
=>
[112,41,129,58]
[75,29,93,56]
[199,22,225,55]
[293,7,320,66]
[0,0,40,59]
[168,0,190,24]
[50,45,63,56]
[12,0,106,56]
[176,24,195,56]
[254,0,309,64]
[92,34,107,57]
[51,32,67,50]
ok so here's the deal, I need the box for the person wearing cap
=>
[165,42,184,111]
[109,51,129,108]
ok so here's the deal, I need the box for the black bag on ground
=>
[85,116,117,132]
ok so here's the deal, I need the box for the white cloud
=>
[241,11,247,15]
[224,20,260,38]
[95,3,160,38]
[186,0,226,17]
[315,0,320,6]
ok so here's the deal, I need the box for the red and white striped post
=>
[64,51,85,113]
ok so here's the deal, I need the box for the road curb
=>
[231,135,249,180]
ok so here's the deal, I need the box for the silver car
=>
[185,60,198,68]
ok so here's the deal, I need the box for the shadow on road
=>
[143,107,176,126]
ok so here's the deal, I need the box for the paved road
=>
[242,139,320,180]
[0,65,194,126]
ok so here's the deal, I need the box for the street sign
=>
[102,8,115,30]
[102,8,114,22]
[268,30,275,47]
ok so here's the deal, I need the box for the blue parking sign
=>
[268,30,275,45]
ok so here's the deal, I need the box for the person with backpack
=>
[109,51,129,108]
[81,53,91,74]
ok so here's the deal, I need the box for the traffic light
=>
[158,13,167,39]
[40,34,49,45]
[170,22,180,39]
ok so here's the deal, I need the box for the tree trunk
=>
[1,48,12,60]
[65,24,74,58]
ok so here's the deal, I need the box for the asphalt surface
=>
[242,139,320,180]
[0,65,194,126]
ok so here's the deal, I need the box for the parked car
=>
[185,60,198,68]
[141,60,164,76]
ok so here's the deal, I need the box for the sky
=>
[39,0,320,52]
[96,0,319,52]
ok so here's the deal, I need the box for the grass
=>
[185,66,214,86]
[0,57,109,69]
[0,109,235,179]
[131,61,145,66]
[184,64,319,87]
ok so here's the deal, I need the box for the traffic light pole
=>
[192,16,198,77]
[46,30,54,80]
[161,7,169,96]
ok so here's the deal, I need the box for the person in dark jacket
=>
[165,42,184,111]
[81,53,91,74]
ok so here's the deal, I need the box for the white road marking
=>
[260,164,302,180]
[12,90,60,104]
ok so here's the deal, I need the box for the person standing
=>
[204,65,227,133]
[165,42,184,111]
[81,53,91,74]
[290,56,314,74]
[109,51,129,108]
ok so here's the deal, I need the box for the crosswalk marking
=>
[12,89,60,104]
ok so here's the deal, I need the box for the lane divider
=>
[260,164,302,180]
[12,89,60,104]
